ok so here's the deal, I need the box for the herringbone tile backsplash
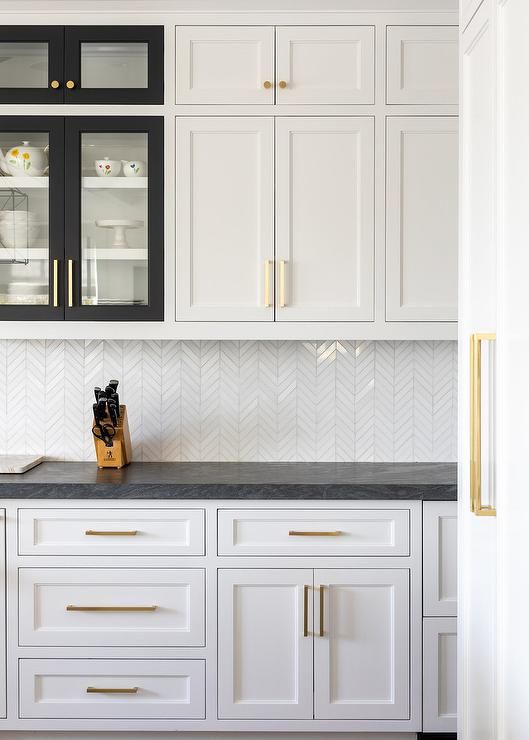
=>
[0,340,457,462]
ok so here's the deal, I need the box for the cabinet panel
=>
[176,27,274,104]
[386,26,458,104]
[19,568,205,647]
[314,569,410,720]
[276,27,374,104]
[0,27,64,104]
[423,501,457,616]
[386,116,458,321]
[423,617,457,732]
[276,117,374,321]
[19,659,206,719]
[218,568,313,719]
[0,512,4,719]
[176,117,274,321]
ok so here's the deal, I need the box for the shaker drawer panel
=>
[19,659,206,719]
[19,568,205,647]
[218,509,410,556]
[18,508,205,556]
[423,501,457,616]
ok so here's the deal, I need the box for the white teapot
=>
[0,141,49,178]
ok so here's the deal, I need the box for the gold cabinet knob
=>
[263,80,272,89]
[50,80,60,89]
[278,80,288,89]
[66,80,76,89]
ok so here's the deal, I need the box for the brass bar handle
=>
[87,687,138,694]
[66,605,157,612]
[85,530,138,536]
[470,332,497,517]
[279,260,287,308]
[319,585,325,637]
[67,259,74,307]
[264,259,273,307]
[303,584,309,637]
[53,259,59,307]
[289,530,342,537]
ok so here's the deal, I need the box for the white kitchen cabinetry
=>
[423,617,457,732]
[275,117,374,322]
[423,501,457,616]
[0,511,4,720]
[386,116,459,322]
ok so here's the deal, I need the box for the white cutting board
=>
[0,455,44,474]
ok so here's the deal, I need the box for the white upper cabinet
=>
[176,117,274,321]
[175,27,274,103]
[275,117,374,322]
[386,26,458,104]
[386,116,458,322]
[276,27,375,104]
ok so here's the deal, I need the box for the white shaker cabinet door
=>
[386,116,458,321]
[176,117,274,321]
[276,26,375,104]
[275,117,374,322]
[423,617,457,732]
[218,568,313,719]
[176,27,274,104]
[423,501,457,616]
[314,569,410,720]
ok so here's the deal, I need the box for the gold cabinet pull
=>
[264,259,273,307]
[263,80,272,89]
[50,80,60,89]
[85,530,138,536]
[87,687,138,694]
[67,259,74,307]
[278,80,288,89]
[470,332,497,516]
[319,585,325,637]
[279,260,287,307]
[303,584,309,637]
[66,605,157,612]
[53,259,59,307]
[289,530,342,537]
[66,80,76,89]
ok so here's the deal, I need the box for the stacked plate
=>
[0,211,39,250]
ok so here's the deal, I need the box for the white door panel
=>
[423,618,457,732]
[423,501,457,617]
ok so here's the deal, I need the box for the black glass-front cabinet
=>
[0,116,163,321]
[0,26,163,104]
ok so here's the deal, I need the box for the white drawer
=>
[19,568,205,647]
[19,659,205,719]
[18,508,205,556]
[218,508,410,556]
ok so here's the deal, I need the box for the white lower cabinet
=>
[423,618,457,732]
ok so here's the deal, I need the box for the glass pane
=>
[81,132,148,307]
[0,42,48,88]
[81,42,148,89]
[0,132,49,305]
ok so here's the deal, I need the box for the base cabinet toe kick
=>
[0,500,457,734]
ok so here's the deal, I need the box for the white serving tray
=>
[0,455,44,474]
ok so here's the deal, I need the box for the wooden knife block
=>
[94,404,132,469]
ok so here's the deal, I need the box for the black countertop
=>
[0,462,457,500]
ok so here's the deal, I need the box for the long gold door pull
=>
[279,260,287,307]
[67,259,74,307]
[303,584,309,637]
[66,605,157,612]
[53,259,59,307]
[289,530,342,537]
[85,530,138,536]
[264,259,273,307]
[87,687,138,694]
[470,332,497,516]
[319,585,325,637]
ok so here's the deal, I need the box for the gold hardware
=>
[87,687,138,694]
[289,530,342,537]
[279,260,286,307]
[66,80,75,89]
[264,259,273,307]
[50,80,60,89]
[278,80,287,89]
[319,585,325,637]
[263,80,272,89]
[85,530,138,536]
[66,605,157,612]
[470,332,497,517]
[67,259,73,307]
[53,259,59,307]
[303,584,309,637]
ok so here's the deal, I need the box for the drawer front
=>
[18,508,205,556]
[19,659,205,719]
[19,568,205,647]
[423,501,457,616]
[218,509,410,556]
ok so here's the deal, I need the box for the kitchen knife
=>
[108,379,119,392]
[108,399,118,427]
[94,387,101,402]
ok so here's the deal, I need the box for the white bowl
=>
[94,158,121,177]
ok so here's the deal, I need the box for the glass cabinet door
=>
[64,27,163,104]
[0,28,64,103]
[65,117,163,321]
[0,117,63,319]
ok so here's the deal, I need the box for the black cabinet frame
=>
[0,27,64,104]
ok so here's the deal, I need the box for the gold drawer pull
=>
[303,584,309,637]
[278,80,288,89]
[319,585,325,637]
[264,259,273,307]
[67,605,157,612]
[85,530,138,536]
[289,530,342,537]
[263,80,272,89]
[87,687,138,694]
[470,332,497,516]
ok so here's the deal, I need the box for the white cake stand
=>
[95,219,144,248]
